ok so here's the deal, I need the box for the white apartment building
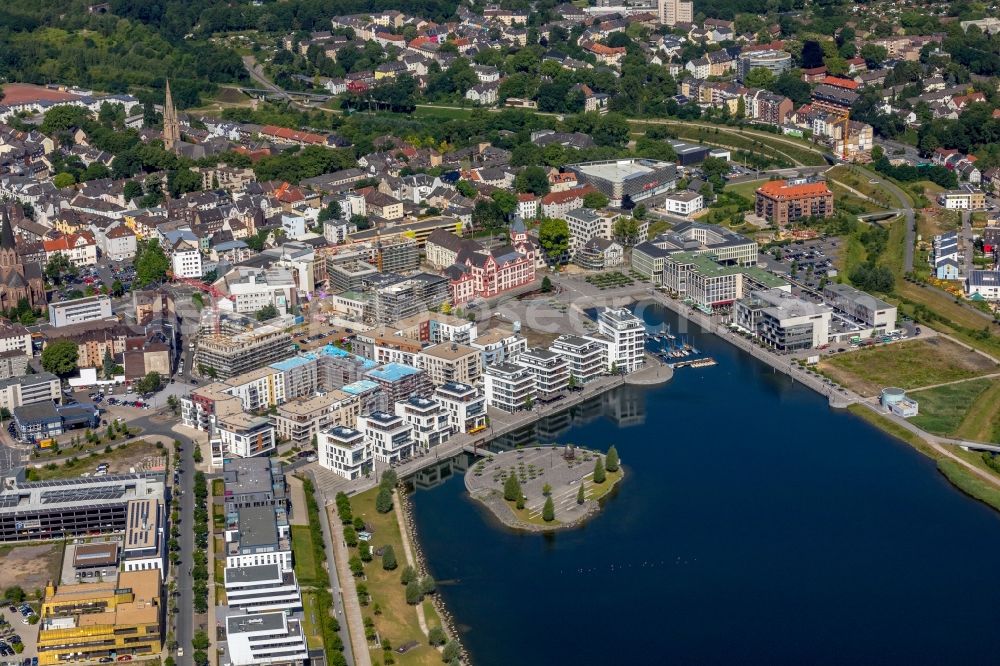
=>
[515,347,570,401]
[274,390,360,450]
[395,396,452,450]
[47,295,114,327]
[121,498,166,580]
[597,307,645,373]
[318,425,373,480]
[224,505,293,572]
[550,335,606,384]
[416,342,483,386]
[358,411,415,464]
[484,362,536,412]
[433,381,487,434]
[564,207,622,255]
[210,413,277,468]
[470,327,528,366]
[224,564,303,614]
[224,612,310,666]
[0,322,32,356]
[662,191,704,216]
[171,241,203,279]
[0,372,61,413]
[735,288,833,351]
[224,268,297,315]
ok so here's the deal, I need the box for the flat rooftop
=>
[224,563,282,586]
[576,160,659,183]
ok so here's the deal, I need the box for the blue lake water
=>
[409,302,1000,665]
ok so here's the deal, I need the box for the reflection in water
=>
[407,385,646,491]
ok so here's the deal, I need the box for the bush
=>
[381,545,398,571]
[400,566,417,585]
[349,557,364,577]
[375,487,393,514]
[405,580,422,605]
[359,541,372,562]
[428,626,447,646]
[344,526,358,547]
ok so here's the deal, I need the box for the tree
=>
[582,191,610,209]
[743,67,775,89]
[375,487,393,514]
[45,253,77,283]
[613,217,641,247]
[456,180,477,198]
[102,348,116,380]
[442,641,461,663]
[593,456,606,484]
[428,627,447,647]
[53,172,75,188]
[400,566,417,585]
[381,545,398,571]
[256,303,278,321]
[167,168,202,198]
[503,474,522,503]
[606,446,619,472]
[514,165,550,196]
[538,218,570,262]
[405,580,422,605]
[134,239,171,287]
[542,482,552,496]
[632,204,647,221]
[577,483,585,505]
[490,189,517,217]
[541,276,553,292]
[4,587,25,603]
[419,576,436,595]
[135,371,162,394]
[110,279,124,297]
[542,496,555,522]
[192,630,210,651]
[318,201,343,222]
[41,339,78,376]
[123,180,144,202]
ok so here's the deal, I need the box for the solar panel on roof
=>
[40,487,127,504]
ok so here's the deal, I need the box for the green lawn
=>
[909,378,994,436]
[352,488,443,666]
[300,591,326,650]
[291,525,322,587]
[820,338,998,397]
[725,179,768,202]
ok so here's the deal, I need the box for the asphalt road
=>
[866,171,916,272]
[175,427,196,666]
[310,470,356,666]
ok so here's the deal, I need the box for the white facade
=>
[48,295,114,327]
[224,564,303,614]
[597,307,645,373]
[358,411,414,464]
[224,612,310,666]
[433,381,487,433]
[171,245,203,279]
[318,425,373,480]
[394,396,452,450]
[515,347,570,400]
[211,415,276,468]
[550,335,606,384]
[483,362,536,412]
[663,192,704,216]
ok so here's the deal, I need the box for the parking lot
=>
[758,237,842,291]
[0,606,39,666]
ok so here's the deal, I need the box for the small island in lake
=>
[465,444,623,531]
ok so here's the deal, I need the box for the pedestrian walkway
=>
[286,475,310,526]
[328,507,372,666]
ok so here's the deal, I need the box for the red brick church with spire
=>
[0,213,45,311]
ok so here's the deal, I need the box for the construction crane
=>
[170,273,235,335]
[836,113,851,161]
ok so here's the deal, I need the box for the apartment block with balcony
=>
[318,425,372,480]
[224,563,304,614]
[395,396,452,450]
[433,381,487,434]
[358,411,414,464]
[550,335,606,384]
[515,347,570,401]
[272,389,360,449]
[597,307,646,373]
[417,342,483,386]
[484,363,536,412]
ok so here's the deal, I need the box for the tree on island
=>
[381,545,398,571]
[593,456,606,484]
[606,445,619,472]
[577,483,585,505]
[542,496,555,522]
[375,486,393,514]
[542,483,552,496]
[503,474,522,503]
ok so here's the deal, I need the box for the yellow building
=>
[37,569,162,665]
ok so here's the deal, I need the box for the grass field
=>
[725,179,768,202]
[413,105,479,120]
[909,378,994,436]
[27,440,162,481]
[300,591,326,650]
[820,337,998,397]
[827,166,896,207]
[953,379,1000,443]
[353,488,442,666]
[828,181,888,215]
[291,525,322,588]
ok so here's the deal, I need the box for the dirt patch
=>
[0,543,63,594]
[820,337,998,397]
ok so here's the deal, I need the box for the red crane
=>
[171,273,234,335]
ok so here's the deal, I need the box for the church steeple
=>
[0,213,17,269]
[163,78,180,155]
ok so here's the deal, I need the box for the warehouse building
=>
[568,159,677,206]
